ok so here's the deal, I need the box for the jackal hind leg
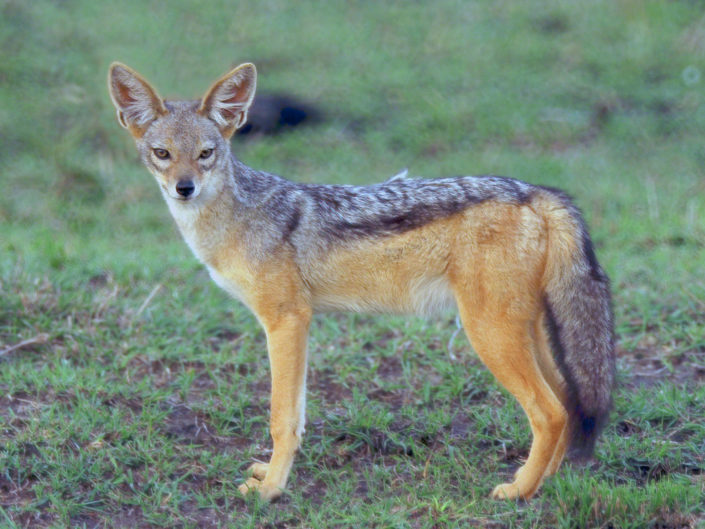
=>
[456,297,568,500]
[532,312,570,478]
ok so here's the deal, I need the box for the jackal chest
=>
[206,264,250,307]
[171,209,253,305]
[178,229,253,307]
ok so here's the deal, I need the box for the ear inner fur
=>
[198,63,257,137]
[108,62,167,137]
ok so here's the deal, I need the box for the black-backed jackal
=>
[108,62,615,501]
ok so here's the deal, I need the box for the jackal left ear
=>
[108,62,167,138]
[199,63,257,138]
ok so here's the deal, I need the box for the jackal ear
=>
[199,63,257,138]
[108,62,167,137]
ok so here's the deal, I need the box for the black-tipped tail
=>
[544,299,612,459]
[539,189,616,459]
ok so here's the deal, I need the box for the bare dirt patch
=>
[618,344,705,388]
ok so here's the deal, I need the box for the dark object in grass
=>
[237,93,321,136]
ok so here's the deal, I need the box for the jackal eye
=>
[153,148,170,160]
[199,148,213,160]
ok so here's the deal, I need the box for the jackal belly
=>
[305,219,457,315]
[311,268,456,315]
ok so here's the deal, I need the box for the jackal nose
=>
[175,179,195,198]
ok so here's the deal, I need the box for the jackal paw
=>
[238,463,282,501]
[238,476,282,501]
[247,462,269,480]
[491,481,523,500]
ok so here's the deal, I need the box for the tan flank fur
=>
[108,62,615,501]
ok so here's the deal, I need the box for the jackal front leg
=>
[238,307,311,501]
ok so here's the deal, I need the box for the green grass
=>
[2,0,705,527]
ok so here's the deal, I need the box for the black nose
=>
[175,179,195,197]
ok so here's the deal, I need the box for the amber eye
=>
[199,148,213,160]
[153,148,170,160]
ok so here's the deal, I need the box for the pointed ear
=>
[108,62,167,137]
[199,63,256,138]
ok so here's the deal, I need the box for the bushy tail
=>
[537,188,615,460]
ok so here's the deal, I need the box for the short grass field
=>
[2,1,705,527]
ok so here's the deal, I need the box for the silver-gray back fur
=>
[226,155,534,258]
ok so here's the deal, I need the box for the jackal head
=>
[108,62,256,203]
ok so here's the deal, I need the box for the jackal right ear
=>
[199,63,257,138]
[108,62,167,137]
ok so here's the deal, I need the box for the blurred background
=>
[1,1,704,527]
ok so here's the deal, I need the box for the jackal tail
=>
[539,189,615,460]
